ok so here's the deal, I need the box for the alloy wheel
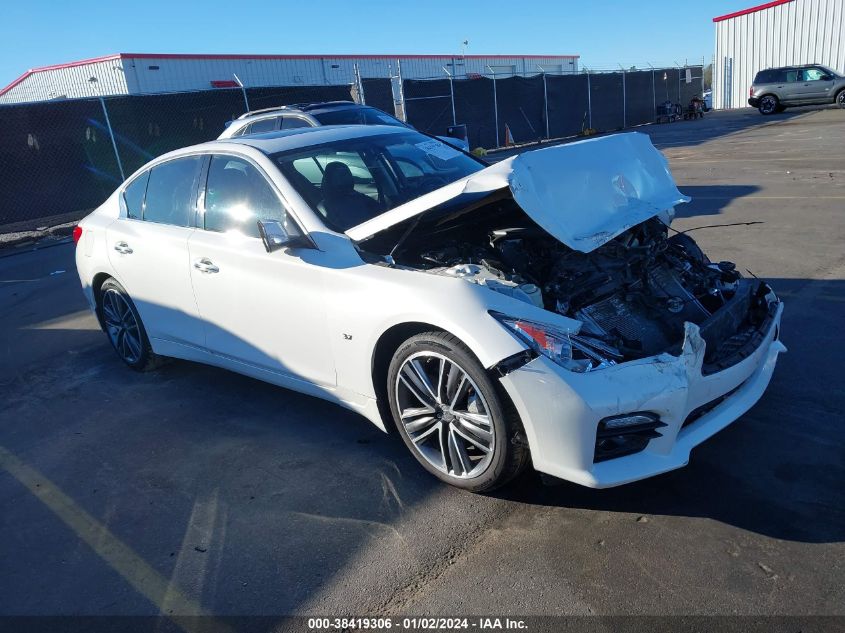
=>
[838,91,845,108]
[101,289,142,364]
[395,352,495,479]
[760,96,777,114]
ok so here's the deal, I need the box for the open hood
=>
[345,132,690,253]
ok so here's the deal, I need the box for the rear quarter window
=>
[123,171,149,219]
[755,69,777,83]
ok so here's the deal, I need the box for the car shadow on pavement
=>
[498,276,845,545]
[674,185,760,219]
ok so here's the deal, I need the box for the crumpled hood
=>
[345,132,689,253]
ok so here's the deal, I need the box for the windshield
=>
[312,107,407,127]
[271,131,484,232]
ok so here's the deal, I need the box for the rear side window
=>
[143,157,201,227]
[203,155,286,237]
[783,69,799,82]
[280,116,312,130]
[123,171,149,219]
[245,118,278,135]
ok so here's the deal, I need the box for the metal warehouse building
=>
[713,0,845,109]
[0,53,579,104]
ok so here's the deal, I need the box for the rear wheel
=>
[758,95,779,115]
[98,278,163,371]
[387,332,528,492]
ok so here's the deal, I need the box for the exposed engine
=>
[398,217,776,371]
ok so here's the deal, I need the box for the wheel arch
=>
[369,321,527,441]
[370,322,449,431]
[758,93,780,112]
[91,271,114,330]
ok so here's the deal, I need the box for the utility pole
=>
[233,74,250,112]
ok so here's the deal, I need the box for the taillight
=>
[72,225,83,244]
[749,86,754,97]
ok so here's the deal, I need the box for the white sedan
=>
[74,125,785,492]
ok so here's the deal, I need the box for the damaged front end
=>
[352,133,780,376]
[365,206,780,375]
[351,133,784,484]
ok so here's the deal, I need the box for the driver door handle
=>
[193,258,219,274]
[114,241,133,254]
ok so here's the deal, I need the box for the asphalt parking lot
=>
[1,107,843,621]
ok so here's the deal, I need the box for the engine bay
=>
[372,197,778,370]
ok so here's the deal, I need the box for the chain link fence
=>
[402,66,704,150]
[0,66,702,232]
[0,84,354,231]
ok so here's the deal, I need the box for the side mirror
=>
[257,219,311,253]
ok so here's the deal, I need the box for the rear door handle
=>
[193,258,219,274]
[114,241,133,254]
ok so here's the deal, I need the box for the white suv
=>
[219,101,470,151]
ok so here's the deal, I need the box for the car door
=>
[106,155,205,348]
[187,153,335,387]
[799,67,836,101]
[778,69,802,103]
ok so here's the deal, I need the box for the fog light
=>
[594,412,666,463]
[601,414,659,430]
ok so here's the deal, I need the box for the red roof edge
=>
[120,53,580,60]
[0,54,122,96]
[1,52,581,97]
[713,0,793,22]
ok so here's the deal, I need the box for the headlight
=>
[491,312,620,373]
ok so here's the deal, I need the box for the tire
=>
[836,89,845,109]
[387,331,529,493]
[98,278,164,372]
[758,95,779,115]
[670,232,708,264]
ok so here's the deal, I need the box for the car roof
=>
[758,64,823,72]
[217,124,410,153]
[235,101,369,121]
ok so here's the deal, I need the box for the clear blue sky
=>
[0,0,750,88]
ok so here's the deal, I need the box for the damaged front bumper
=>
[498,302,785,488]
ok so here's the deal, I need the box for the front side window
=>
[272,131,483,232]
[143,156,201,227]
[203,155,286,237]
[801,68,828,81]
[123,170,149,219]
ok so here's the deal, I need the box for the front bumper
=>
[748,97,761,107]
[498,302,785,488]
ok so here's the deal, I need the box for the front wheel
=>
[387,332,528,492]
[758,95,779,115]
[836,90,845,109]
